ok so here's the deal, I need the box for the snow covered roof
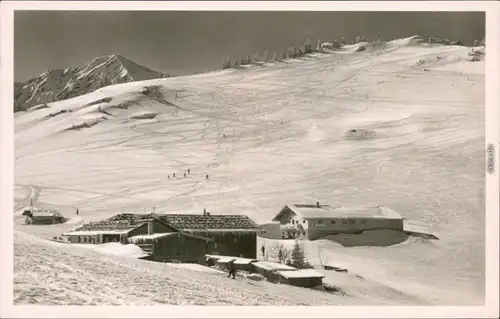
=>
[62,229,135,236]
[156,213,262,231]
[30,207,63,217]
[182,228,263,233]
[209,255,258,265]
[71,213,176,233]
[128,233,172,241]
[128,232,212,242]
[252,261,296,271]
[273,204,402,220]
[215,257,238,263]
[277,269,325,279]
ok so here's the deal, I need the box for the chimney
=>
[147,221,153,235]
[317,201,320,208]
[203,208,206,216]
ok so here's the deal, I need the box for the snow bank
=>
[64,216,84,225]
[129,112,158,120]
[90,242,149,259]
[166,263,223,273]
[321,230,410,247]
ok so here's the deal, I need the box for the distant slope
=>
[14,55,170,112]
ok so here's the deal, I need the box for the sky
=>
[14,11,485,82]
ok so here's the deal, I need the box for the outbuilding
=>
[251,260,296,282]
[22,207,67,225]
[275,269,325,288]
[128,232,212,264]
[62,213,178,244]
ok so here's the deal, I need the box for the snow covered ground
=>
[13,38,485,305]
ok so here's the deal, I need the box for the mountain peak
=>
[14,55,171,112]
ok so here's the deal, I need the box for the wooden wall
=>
[200,232,257,259]
[153,234,207,264]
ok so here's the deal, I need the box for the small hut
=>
[275,269,325,288]
[251,261,296,282]
[210,255,258,272]
[22,207,67,225]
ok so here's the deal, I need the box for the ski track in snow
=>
[13,41,485,305]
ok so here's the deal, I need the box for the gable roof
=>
[30,207,64,218]
[273,204,401,220]
[66,213,178,235]
[155,213,262,232]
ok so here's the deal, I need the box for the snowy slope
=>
[14,55,170,112]
[14,231,370,306]
[14,37,485,305]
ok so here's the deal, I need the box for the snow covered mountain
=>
[14,54,170,112]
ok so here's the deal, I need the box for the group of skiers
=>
[166,169,210,181]
[167,168,192,179]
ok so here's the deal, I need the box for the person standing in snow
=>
[227,259,236,279]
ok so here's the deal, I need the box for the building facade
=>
[62,213,178,244]
[156,211,264,259]
[129,232,212,264]
[272,203,404,240]
[22,208,67,225]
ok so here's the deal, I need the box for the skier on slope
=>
[227,259,236,279]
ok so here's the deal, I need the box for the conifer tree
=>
[271,51,277,62]
[280,50,286,60]
[305,38,312,54]
[222,57,231,70]
[290,240,308,269]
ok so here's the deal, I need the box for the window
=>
[303,220,306,224]
[342,220,348,225]
[331,220,336,224]
[349,220,355,224]
[318,220,323,224]
[292,220,295,225]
